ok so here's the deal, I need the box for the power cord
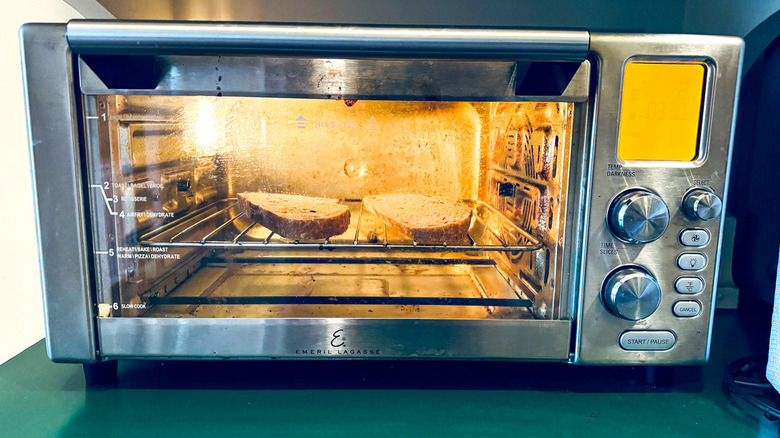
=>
[723,356,780,426]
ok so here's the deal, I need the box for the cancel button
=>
[619,331,676,351]
[673,300,701,317]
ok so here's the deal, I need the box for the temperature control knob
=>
[602,267,662,320]
[607,190,670,244]
[682,188,722,221]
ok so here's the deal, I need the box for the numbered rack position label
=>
[90,182,119,216]
[116,246,181,260]
[91,181,173,218]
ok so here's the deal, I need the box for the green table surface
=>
[1,309,777,437]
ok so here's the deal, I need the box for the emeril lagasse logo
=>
[294,329,382,356]
[331,329,345,347]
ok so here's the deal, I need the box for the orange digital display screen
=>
[617,61,706,162]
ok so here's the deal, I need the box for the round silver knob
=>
[602,267,662,320]
[682,188,722,221]
[608,190,670,244]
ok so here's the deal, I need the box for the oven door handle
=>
[66,20,589,62]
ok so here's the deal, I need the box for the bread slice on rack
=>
[238,192,350,240]
[363,194,472,245]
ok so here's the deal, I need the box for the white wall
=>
[0,2,84,364]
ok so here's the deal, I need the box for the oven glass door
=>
[84,94,574,322]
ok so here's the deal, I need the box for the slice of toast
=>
[237,192,350,240]
[363,194,472,245]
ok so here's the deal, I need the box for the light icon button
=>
[677,253,707,271]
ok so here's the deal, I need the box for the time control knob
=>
[682,188,722,221]
[602,267,662,320]
[607,190,670,244]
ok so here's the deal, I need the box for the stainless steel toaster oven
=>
[20,21,743,377]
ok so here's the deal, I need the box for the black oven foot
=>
[643,365,674,386]
[83,361,118,386]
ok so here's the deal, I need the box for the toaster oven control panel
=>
[575,33,742,365]
[579,181,728,364]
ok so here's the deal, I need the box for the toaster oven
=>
[20,21,743,376]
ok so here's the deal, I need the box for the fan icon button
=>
[680,228,710,247]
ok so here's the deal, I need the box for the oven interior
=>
[87,95,574,321]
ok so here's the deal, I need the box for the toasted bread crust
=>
[238,192,350,240]
[363,194,472,245]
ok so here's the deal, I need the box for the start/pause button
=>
[619,330,676,351]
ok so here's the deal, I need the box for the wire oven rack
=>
[138,198,541,253]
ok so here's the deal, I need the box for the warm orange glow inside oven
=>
[102,95,573,319]
[171,97,486,201]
